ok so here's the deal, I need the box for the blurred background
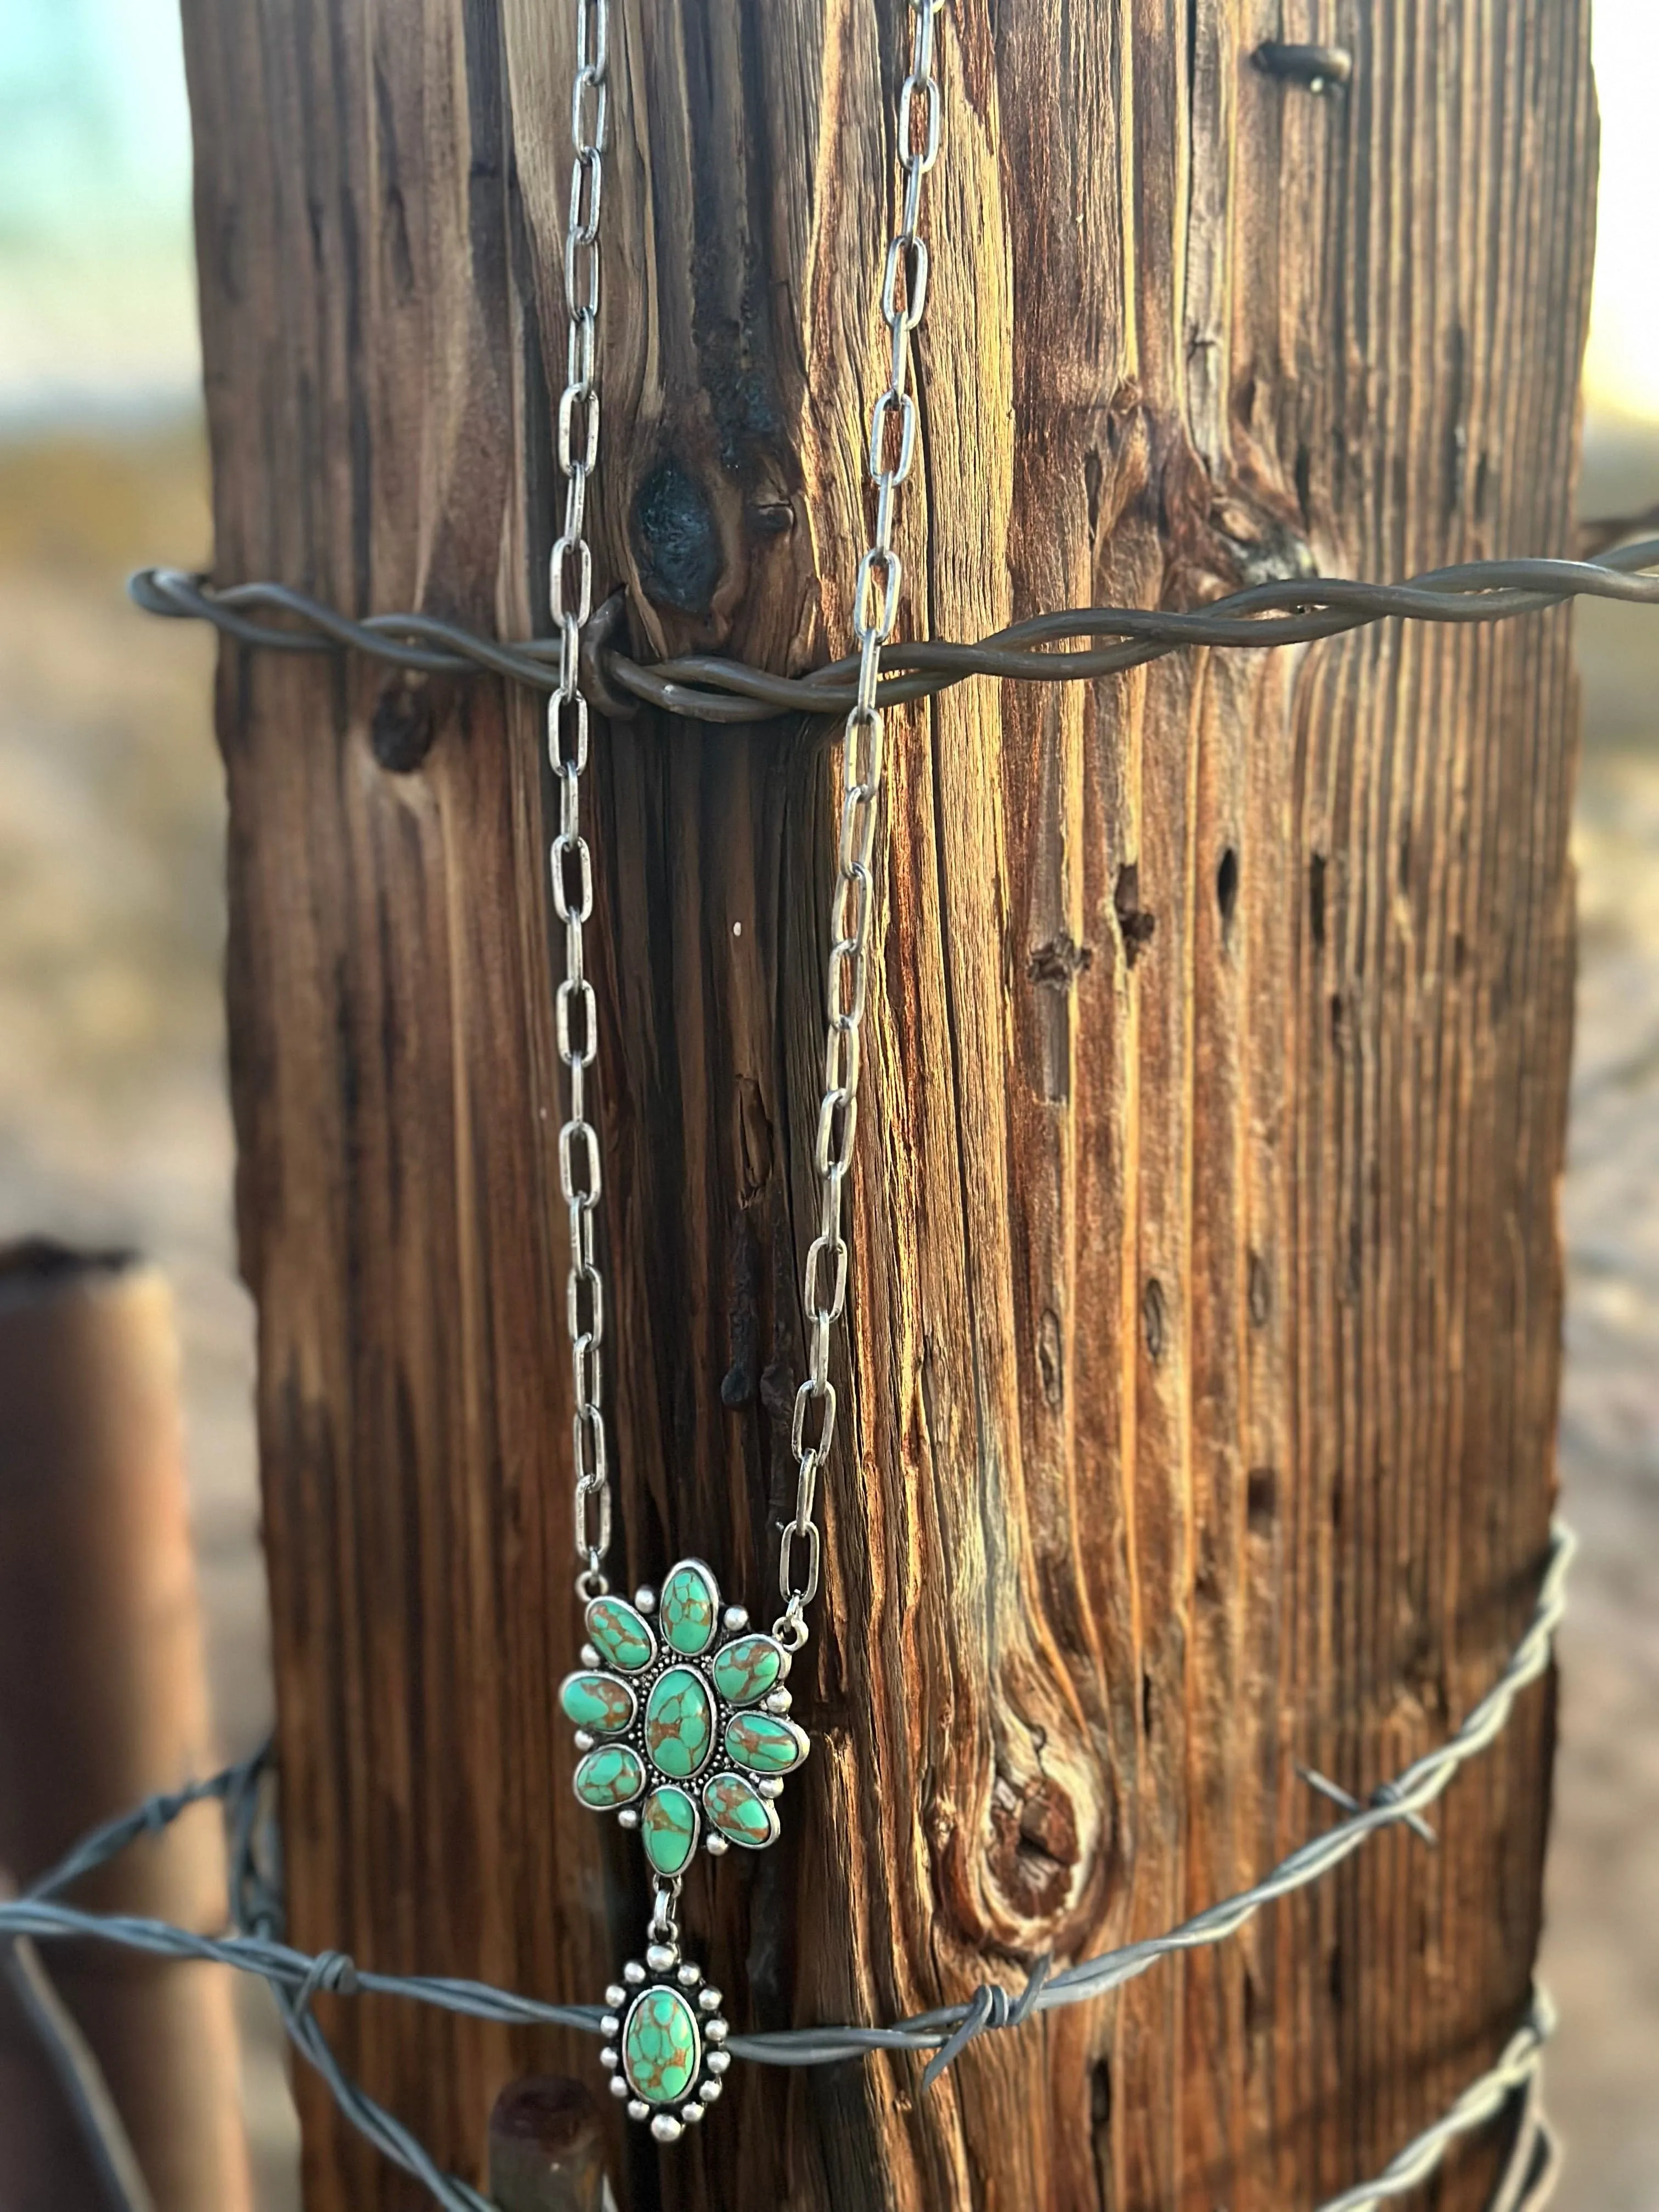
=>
[0,3,1655,2208]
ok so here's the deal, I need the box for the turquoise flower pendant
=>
[560,1558,809,2134]
[559,1558,809,1867]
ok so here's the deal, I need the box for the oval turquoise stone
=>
[645,1667,713,1780]
[585,1595,656,1673]
[725,1711,809,1774]
[702,1770,780,1850]
[622,1985,699,2105]
[573,1743,645,1809]
[710,1633,785,1708]
[640,1785,699,1877]
[659,1560,719,1656]
[558,1671,634,1733]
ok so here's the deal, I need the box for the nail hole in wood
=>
[1253,41,1353,94]
[1092,2056,1113,2129]
[1141,1277,1166,1362]
[1246,1468,1277,1531]
[1114,864,1157,967]
[1029,933,1093,988]
[1216,846,1239,932]
[1037,1306,1064,1409]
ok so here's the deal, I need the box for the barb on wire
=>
[27,1743,270,1903]
[727,1520,1573,2064]
[0,1524,1570,2212]
[131,534,1659,727]
[1298,1764,1438,1848]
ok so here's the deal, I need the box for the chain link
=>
[555,0,612,1598]
[778,0,947,1637]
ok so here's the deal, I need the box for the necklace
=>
[551,0,947,2138]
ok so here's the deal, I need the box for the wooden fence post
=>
[0,1243,252,2211]
[178,4,1594,2206]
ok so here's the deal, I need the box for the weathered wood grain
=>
[180,2,1593,2206]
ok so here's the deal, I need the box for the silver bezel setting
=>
[597,1943,729,2138]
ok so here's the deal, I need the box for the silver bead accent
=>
[635,1587,657,1613]
[681,2102,705,2125]
[600,2012,620,2037]
[700,2076,723,2103]
[623,1961,647,1987]
[764,1688,792,1714]
[722,1604,749,1633]
[676,1962,700,1987]
[609,2077,631,2101]
[650,2114,684,2144]
[699,1987,723,2013]
[757,1776,784,1800]
[605,1983,627,2008]
[707,2049,731,2076]
[599,2045,618,2070]
[645,1941,676,1974]
[580,1643,601,1669]
[573,1728,596,1753]
[704,2018,727,2042]
[618,1808,640,1830]
[704,1833,729,1857]
[627,2098,648,2121]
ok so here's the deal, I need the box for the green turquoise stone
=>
[659,1560,719,1656]
[622,1985,699,2105]
[558,1671,634,1733]
[710,1633,785,1707]
[645,1667,713,1780]
[573,1743,645,1809]
[586,1595,656,1673]
[702,1769,780,1849]
[724,1711,808,1774]
[640,1785,699,1877]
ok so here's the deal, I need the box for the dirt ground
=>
[0,421,1653,2209]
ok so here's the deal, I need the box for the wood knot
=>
[369,672,438,772]
[632,458,722,617]
[988,1771,1080,1922]
[1209,495,1317,586]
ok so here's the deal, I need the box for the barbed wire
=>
[120,525,1605,2203]
[6,1523,1571,2211]
[1318,1998,1556,2212]
[131,534,1659,727]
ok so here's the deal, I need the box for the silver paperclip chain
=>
[552,0,612,1599]
[779,0,948,1646]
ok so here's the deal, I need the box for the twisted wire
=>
[118,533,1602,2204]
[0,1920,156,2212]
[0,1524,1570,2210]
[1316,1997,1555,2212]
[131,536,1659,727]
